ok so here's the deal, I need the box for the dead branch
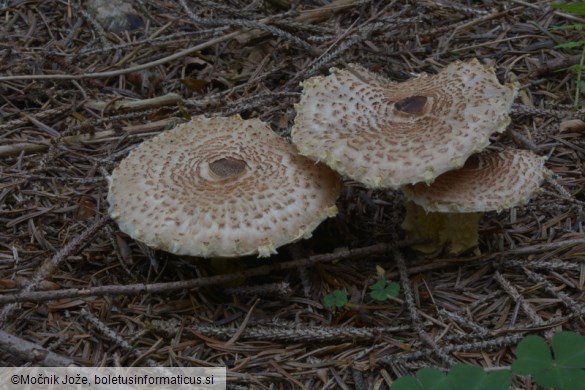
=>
[0,118,177,158]
[0,216,109,326]
[0,242,402,305]
[0,330,76,367]
[0,0,364,82]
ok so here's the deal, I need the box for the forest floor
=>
[1,0,585,388]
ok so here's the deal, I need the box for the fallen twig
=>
[0,330,76,367]
[0,242,405,305]
[0,118,176,158]
[0,216,109,327]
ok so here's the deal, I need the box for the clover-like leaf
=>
[323,289,347,309]
[447,364,511,390]
[391,367,450,390]
[553,331,585,368]
[512,335,553,374]
[513,332,585,390]
[391,365,510,390]
[369,279,400,302]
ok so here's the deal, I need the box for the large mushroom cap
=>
[108,115,341,258]
[402,149,548,213]
[291,59,518,189]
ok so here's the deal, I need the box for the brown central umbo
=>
[394,95,427,114]
[209,157,247,178]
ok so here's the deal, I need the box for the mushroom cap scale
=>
[402,149,548,213]
[108,115,341,258]
[291,59,518,189]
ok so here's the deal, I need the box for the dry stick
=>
[79,309,159,367]
[493,271,544,325]
[83,92,182,112]
[379,333,526,364]
[438,7,520,53]
[394,250,456,366]
[502,258,580,272]
[179,0,317,54]
[380,238,585,280]
[508,0,585,23]
[491,237,585,257]
[438,308,490,336]
[541,189,585,208]
[0,118,175,158]
[0,242,400,305]
[523,268,585,315]
[0,0,362,82]
[0,106,74,133]
[235,0,365,43]
[0,330,76,366]
[0,30,239,81]
[182,323,413,342]
[224,299,259,346]
[511,103,576,119]
[214,92,301,117]
[385,296,447,328]
[288,2,402,86]
[63,109,179,139]
[224,281,292,298]
[0,216,109,327]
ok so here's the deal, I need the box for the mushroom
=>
[291,58,518,189]
[401,149,548,255]
[108,115,341,258]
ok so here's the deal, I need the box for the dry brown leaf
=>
[560,119,585,132]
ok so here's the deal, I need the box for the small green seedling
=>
[323,289,348,309]
[370,265,400,302]
[369,279,400,302]
[512,331,585,390]
[551,3,585,108]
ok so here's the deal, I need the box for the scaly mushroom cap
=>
[291,59,518,188]
[402,149,548,213]
[108,115,341,258]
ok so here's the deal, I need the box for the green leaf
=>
[391,368,450,390]
[369,280,400,301]
[551,3,585,15]
[555,40,585,49]
[553,331,585,368]
[447,364,511,390]
[391,376,425,390]
[391,365,510,390]
[550,23,585,31]
[416,368,451,390]
[512,335,553,374]
[323,289,347,309]
[534,367,585,390]
[576,80,585,90]
[392,332,585,390]
[513,332,585,390]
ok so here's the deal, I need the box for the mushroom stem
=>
[401,201,482,256]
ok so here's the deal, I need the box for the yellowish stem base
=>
[402,202,482,256]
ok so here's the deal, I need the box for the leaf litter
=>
[1,0,585,388]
